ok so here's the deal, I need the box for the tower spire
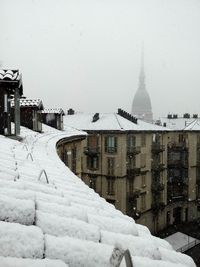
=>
[139,43,145,90]
[131,45,153,122]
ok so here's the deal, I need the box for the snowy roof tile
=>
[160,117,196,130]
[0,125,195,266]
[11,98,44,109]
[42,108,65,115]
[64,112,169,132]
[0,69,21,81]
[0,69,23,94]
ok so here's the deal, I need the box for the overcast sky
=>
[1,0,200,119]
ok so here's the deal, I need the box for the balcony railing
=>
[127,168,141,177]
[167,159,188,168]
[168,142,187,151]
[84,146,100,156]
[151,144,165,154]
[168,195,187,203]
[128,189,141,199]
[127,146,141,156]
[151,163,165,172]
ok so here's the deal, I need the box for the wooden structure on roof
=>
[42,108,65,130]
[0,69,23,136]
[11,98,44,132]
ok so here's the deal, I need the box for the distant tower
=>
[131,48,153,122]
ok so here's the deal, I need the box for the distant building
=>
[0,69,23,136]
[159,113,198,130]
[59,109,172,233]
[11,98,43,132]
[42,108,65,130]
[131,52,153,123]
[57,109,200,234]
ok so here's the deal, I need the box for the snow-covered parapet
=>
[0,124,196,266]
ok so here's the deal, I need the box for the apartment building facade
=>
[58,110,200,233]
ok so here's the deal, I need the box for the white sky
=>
[1,0,200,119]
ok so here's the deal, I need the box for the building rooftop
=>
[159,115,199,130]
[184,119,200,131]
[42,108,65,115]
[0,124,195,266]
[0,69,23,94]
[64,112,169,132]
[11,98,44,109]
[0,69,21,81]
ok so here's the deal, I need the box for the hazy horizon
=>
[1,0,200,120]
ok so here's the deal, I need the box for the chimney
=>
[92,113,99,122]
[67,108,75,115]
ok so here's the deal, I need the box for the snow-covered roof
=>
[64,112,169,132]
[183,119,200,131]
[42,108,65,115]
[0,69,21,81]
[165,232,200,252]
[0,125,195,266]
[11,98,43,109]
[0,69,23,94]
[160,117,196,130]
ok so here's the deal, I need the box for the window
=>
[87,156,99,170]
[141,134,146,147]
[107,157,115,176]
[141,193,146,211]
[129,179,134,192]
[152,133,160,143]
[140,153,146,168]
[71,147,76,173]
[105,136,117,153]
[178,134,186,143]
[107,178,115,195]
[89,177,96,191]
[63,149,69,166]
[127,156,136,169]
[168,151,181,161]
[127,135,136,148]
[141,174,146,187]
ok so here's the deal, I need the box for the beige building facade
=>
[57,111,200,234]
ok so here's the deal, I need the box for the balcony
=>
[170,195,186,202]
[84,146,100,156]
[167,159,188,168]
[105,146,117,153]
[168,143,187,152]
[151,182,165,193]
[127,168,141,178]
[127,146,141,156]
[128,189,141,200]
[151,144,165,154]
[151,163,165,172]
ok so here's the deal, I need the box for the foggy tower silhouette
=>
[131,50,153,123]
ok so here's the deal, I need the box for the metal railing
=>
[110,247,133,267]
[84,146,100,155]
[127,146,141,155]
[151,144,165,153]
